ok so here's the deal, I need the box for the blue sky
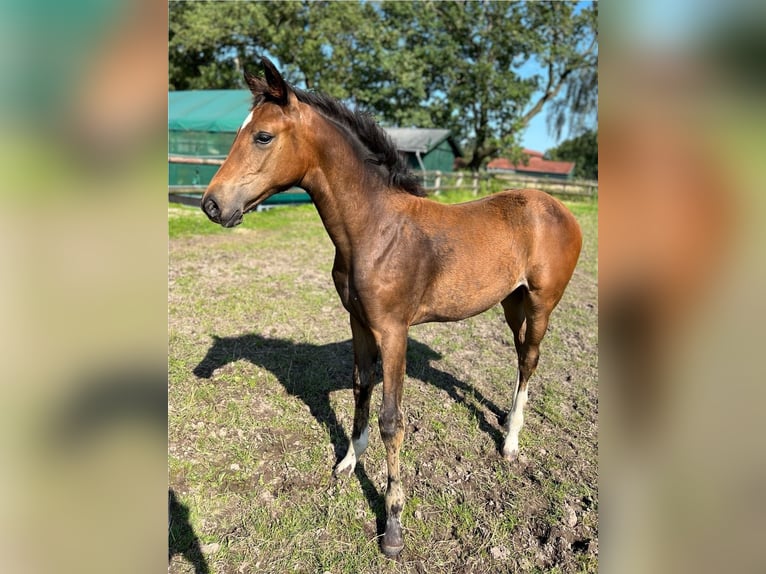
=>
[516,48,560,154]
[521,107,560,154]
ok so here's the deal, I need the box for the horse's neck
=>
[304,165,389,257]
[301,136,394,261]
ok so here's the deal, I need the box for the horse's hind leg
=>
[335,315,378,477]
[501,288,554,461]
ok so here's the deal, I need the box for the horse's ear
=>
[243,68,264,93]
[260,57,289,106]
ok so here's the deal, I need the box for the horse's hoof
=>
[381,521,404,557]
[502,448,519,462]
[381,541,404,558]
[333,461,355,478]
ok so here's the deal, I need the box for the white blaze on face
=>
[240,111,254,131]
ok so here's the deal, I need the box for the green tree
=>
[380,1,597,169]
[169,1,303,90]
[168,0,433,124]
[546,129,598,180]
[168,1,392,99]
[168,1,597,170]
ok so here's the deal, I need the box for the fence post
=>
[472,172,478,195]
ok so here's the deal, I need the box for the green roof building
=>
[169,91,461,203]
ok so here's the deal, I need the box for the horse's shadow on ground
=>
[169,489,210,574]
[192,333,507,542]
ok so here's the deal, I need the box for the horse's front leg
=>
[335,315,378,477]
[377,324,408,557]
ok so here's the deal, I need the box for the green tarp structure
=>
[169,90,248,188]
[169,90,252,134]
[169,90,461,203]
[169,90,309,205]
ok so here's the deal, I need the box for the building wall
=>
[169,130,233,185]
[168,163,219,186]
[169,130,235,157]
[402,140,456,172]
[515,170,573,181]
[422,140,457,172]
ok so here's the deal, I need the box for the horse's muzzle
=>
[201,196,242,228]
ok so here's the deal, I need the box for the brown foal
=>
[201,58,582,557]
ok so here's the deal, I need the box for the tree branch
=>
[519,65,571,127]
[518,35,597,129]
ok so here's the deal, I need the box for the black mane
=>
[251,79,425,197]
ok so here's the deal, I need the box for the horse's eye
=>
[254,132,273,145]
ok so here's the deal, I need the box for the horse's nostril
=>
[202,197,220,221]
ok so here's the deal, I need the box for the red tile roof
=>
[487,151,575,176]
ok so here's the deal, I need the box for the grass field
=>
[168,190,598,573]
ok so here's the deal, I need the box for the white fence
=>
[168,156,597,201]
[421,170,597,198]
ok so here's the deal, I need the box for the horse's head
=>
[201,58,309,227]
